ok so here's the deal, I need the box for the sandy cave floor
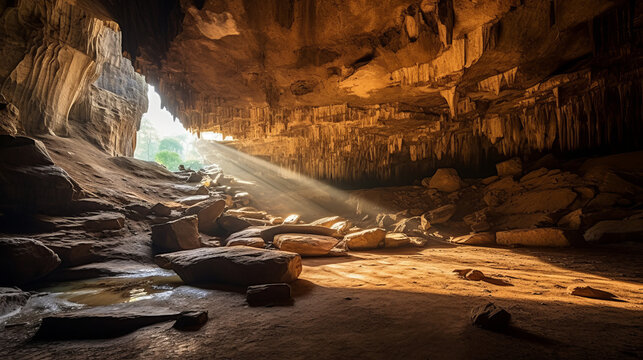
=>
[1,241,642,360]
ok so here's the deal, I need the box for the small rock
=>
[345,228,386,250]
[496,157,522,177]
[185,172,203,183]
[465,270,485,281]
[423,204,456,224]
[283,214,300,224]
[428,168,461,193]
[558,209,582,230]
[150,203,172,217]
[246,283,293,307]
[173,310,208,331]
[151,215,201,253]
[310,216,345,227]
[471,303,511,331]
[569,286,617,300]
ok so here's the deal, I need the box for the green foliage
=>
[155,150,182,171]
[159,138,183,155]
[182,159,204,171]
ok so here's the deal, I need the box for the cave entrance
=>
[133,85,206,171]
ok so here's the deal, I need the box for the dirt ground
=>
[1,135,641,359]
[1,240,641,360]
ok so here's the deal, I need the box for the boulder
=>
[558,209,583,230]
[217,215,252,233]
[496,228,577,247]
[185,172,203,183]
[376,213,398,229]
[273,233,339,256]
[423,204,456,224]
[35,306,182,340]
[0,237,61,285]
[0,135,81,213]
[83,212,125,232]
[246,283,293,307]
[173,310,208,331]
[330,220,351,234]
[185,199,226,235]
[427,168,461,193]
[450,233,495,245]
[584,217,643,243]
[496,157,522,177]
[345,228,386,250]
[471,303,511,331]
[495,188,577,214]
[493,213,555,230]
[156,247,302,286]
[150,203,172,217]
[226,237,265,248]
[586,193,621,209]
[384,233,411,248]
[151,215,201,253]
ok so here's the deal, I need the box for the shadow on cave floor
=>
[1,281,641,360]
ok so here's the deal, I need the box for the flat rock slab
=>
[82,212,125,232]
[584,217,643,243]
[495,188,577,215]
[496,228,576,247]
[384,233,411,248]
[177,195,210,206]
[156,246,302,286]
[226,237,265,248]
[34,307,181,340]
[225,224,341,244]
[450,233,496,245]
[246,283,293,307]
[273,233,339,256]
[569,286,618,301]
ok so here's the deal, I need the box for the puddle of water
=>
[40,274,184,307]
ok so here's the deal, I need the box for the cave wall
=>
[92,0,641,185]
[0,0,147,156]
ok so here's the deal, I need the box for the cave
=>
[1,0,642,358]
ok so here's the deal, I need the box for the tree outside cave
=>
[134,85,204,171]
